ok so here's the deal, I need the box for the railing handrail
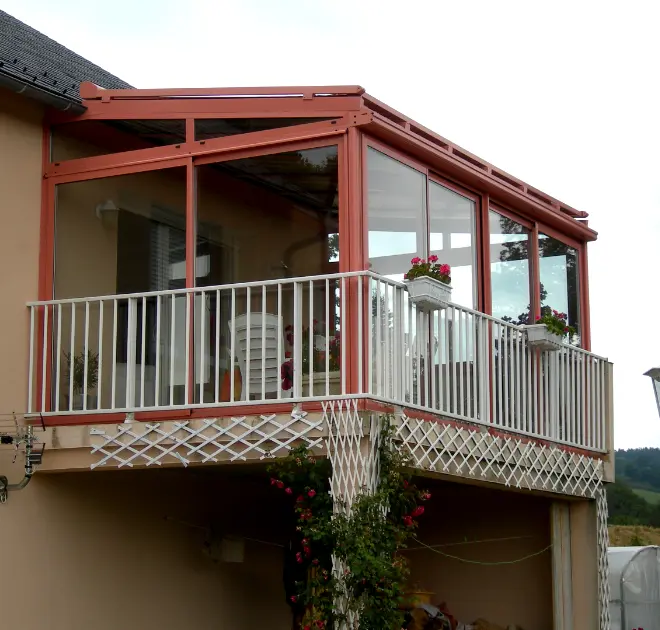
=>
[26,269,608,362]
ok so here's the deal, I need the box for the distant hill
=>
[607,448,660,527]
[616,448,660,491]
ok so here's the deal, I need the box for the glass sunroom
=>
[28,83,611,454]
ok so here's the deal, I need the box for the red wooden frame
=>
[34,84,596,419]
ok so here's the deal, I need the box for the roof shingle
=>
[0,9,132,106]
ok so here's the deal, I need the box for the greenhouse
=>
[609,546,660,630]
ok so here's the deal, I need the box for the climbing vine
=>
[268,418,430,630]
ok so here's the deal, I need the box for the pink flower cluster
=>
[404,255,451,283]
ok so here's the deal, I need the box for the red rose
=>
[296,552,303,563]
[270,478,277,485]
[411,257,421,264]
[428,254,438,263]
[285,487,293,495]
[412,505,425,517]
[296,495,304,503]
[312,558,319,565]
[308,489,316,498]
[290,596,297,603]
[304,546,311,556]
[403,515,413,527]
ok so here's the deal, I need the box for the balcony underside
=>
[35,400,607,500]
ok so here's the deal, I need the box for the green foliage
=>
[64,350,99,393]
[607,481,653,525]
[608,449,660,527]
[536,308,575,339]
[268,418,430,630]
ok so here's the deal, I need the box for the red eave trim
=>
[363,114,597,243]
[80,82,366,101]
[362,93,590,225]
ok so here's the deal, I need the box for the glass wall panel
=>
[195,146,340,402]
[429,181,477,309]
[195,118,332,141]
[538,233,580,339]
[489,210,532,323]
[53,168,188,410]
[367,148,426,281]
[51,120,186,162]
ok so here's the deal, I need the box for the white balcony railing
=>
[27,271,612,452]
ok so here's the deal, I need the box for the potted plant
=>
[525,309,575,351]
[404,255,452,311]
[64,350,99,410]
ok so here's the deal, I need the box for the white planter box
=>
[405,276,452,311]
[525,324,563,351]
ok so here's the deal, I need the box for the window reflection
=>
[429,181,477,309]
[367,148,426,281]
[539,234,580,339]
[489,211,531,323]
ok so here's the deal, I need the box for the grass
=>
[632,487,660,505]
[609,525,660,547]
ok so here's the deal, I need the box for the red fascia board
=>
[362,93,587,222]
[364,115,597,242]
[79,82,366,100]
[49,97,364,123]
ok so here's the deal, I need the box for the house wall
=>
[0,467,292,630]
[408,480,553,630]
[0,87,44,416]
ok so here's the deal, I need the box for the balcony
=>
[27,271,612,453]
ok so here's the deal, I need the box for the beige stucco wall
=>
[407,480,553,630]
[0,88,44,416]
[0,466,291,630]
[569,499,599,628]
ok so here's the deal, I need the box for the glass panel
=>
[51,120,186,162]
[195,146,340,403]
[195,118,333,141]
[53,167,188,410]
[538,233,580,339]
[367,148,426,281]
[429,181,477,309]
[489,210,531,323]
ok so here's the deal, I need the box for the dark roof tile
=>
[0,9,132,105]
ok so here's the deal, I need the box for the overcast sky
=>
[3,0,659,448]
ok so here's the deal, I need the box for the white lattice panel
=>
[395,414,604,498]
[324,399,380,507]
[597,485,612,630]
[89,409,325,469]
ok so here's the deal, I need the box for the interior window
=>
[489,210,532,323]
[367,148,426,281]
[538,233,580,341]
[429,181,477,309]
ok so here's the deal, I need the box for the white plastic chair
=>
[229,313,292,400]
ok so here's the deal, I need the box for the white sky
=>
[3,0,659,448]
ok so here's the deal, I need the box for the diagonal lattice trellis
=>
[89,408,325,468]
[597,485,612,630]
[323,400,381,630]
[394,413,604,498]
[324,399,380,506]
